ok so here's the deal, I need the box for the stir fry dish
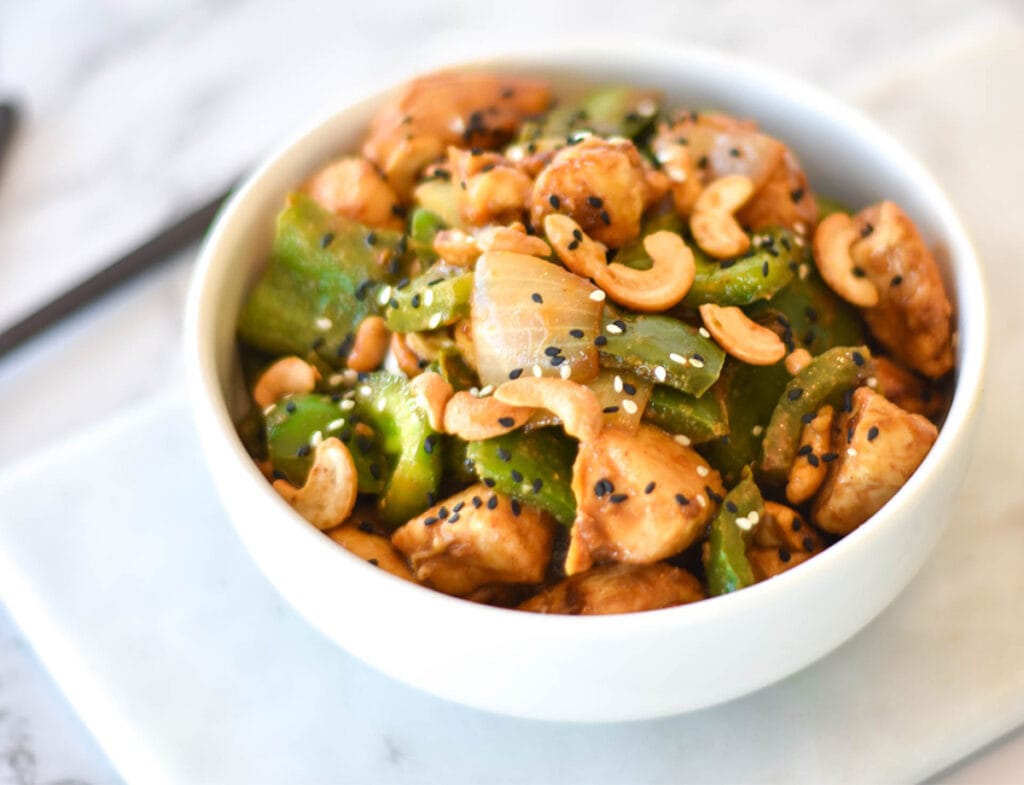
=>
[235,72,955,615]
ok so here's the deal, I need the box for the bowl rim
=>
[184,42,988,638]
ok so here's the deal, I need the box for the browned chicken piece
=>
[530,137,659,247]
[303,156,405,231]
[327,523,415,582]
[362,72,551,198]
[651,112,817,234]
[391,483,555,597]
[748,501,824,581]
[872,356,947,419]
[567,424,724,574]
[851,201,955,379]
[519,563,704,615]
[813,387,938,534]
[446,146,533,227]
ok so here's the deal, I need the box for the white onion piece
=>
[471,250,603,388]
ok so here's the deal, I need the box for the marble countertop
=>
[0,0,1020,782]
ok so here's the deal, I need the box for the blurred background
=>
[0,1,1020,782]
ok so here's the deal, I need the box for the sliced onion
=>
[471,250,603,388]
[587,369,652,432]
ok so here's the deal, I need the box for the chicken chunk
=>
[446,146,533,227]
[391,483,554,596]
[327,523,415,582]
[812,387,938,534]
[531,137,656,247]
[651,112,817,234]
[303,156,404,231]
[872,356,947,419]
[851,201,955,379]
[362,72,551,198]
[567,424,724,574]
[519,562,704,615]
[747,502,823,581]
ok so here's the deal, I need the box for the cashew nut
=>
[655,142,702,216]
[253,356,321,409]
[327,524,416,581]
[698,303,786,366]
[272,437,358,530]
[477,224,552,257]
[592,230,696,312]
[689,174,754,259]
[543,213,606,279]
[812,213,880,307]
[346,315,389,372]
[433,229,480,267]
[493,377,604,442]
[409,371,454,431]
[390,332,424,377]
[784,347,813,375]
[442,390,534,441]
[785,405,833,505]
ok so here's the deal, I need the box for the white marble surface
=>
[0,0,1021,782]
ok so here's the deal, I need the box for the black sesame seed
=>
[798,444,813,456]
[787,387,804,401]
[609,493,628,504]
[549,194,561,209]
[389,298,399,309]
[867,425,880,442]
[605,247,618,263]
[448,514,460,524]
[272,469,287,481]
[792,518,803,531]
[366,231,378,246]
[726,501,738,513]
[802,536,814,551]
[762,261,770,277]
[706,486,724,504]
[426,491,437,506]
[452,501,465,513]
[697,155,708,169]
[320,232,335,249]
[531,292,543,304]
[285,400,297,413]
[497,447,511,462]
[395,277,410,290]
[675,493,690,506]
[498,416,515,428]
[821,452,839,463]
[848,425,855,443]
[891,275,903,286]
[544,346,561,357]
[509,368,524,380]
[860,222,874,238]
[600,210,611,226]
[801,412,816,424]
[623,382,637,396]
[613,319,627,332]
[567,239,580,251]
[852,266,866,278]
[587,195,603,208]
[423,434,438,455]
[487,495,499,510]
[594,480,608,498]
[569,328,585,339]
[410,293,421,308]
[438,506,449,519]
[532,478,543,493]
[779,548,792,563]
[423,516,439,526]
[511,499,522,516]
[790,187,805,203]
[472,496,482,508]
[594,335,608,347]
[842,388,854,413]
[644,482,656,494]
[369,462,382,480]
[807,454,820,468]
[572,228,583,241]
[692,353,705,363]
[852,351,865,366]
[391,204,407,219]
[511,469,524,483]
[296,444,311,458]
[483,477,497,488]
[729,147,741,157]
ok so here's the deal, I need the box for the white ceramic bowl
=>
[184,45,987,722]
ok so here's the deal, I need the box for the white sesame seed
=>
[669,352,687,365]
[427,312,443,330]
[359,385,372,398]
[339,399,356,411]
[674,434,692,446]
[698,327,711,339]
[469,387,481,397]
[696,465,709,477]
[689,357,705,369]
[696,494,707,508]
[653,365,667,382]
[376,285,393,306]
[478,384,494,397]
[376,397,387,412]
[326,418,346,431]
[559,364,572,380]
[621,399,639,415]
[315,317,333,331]
[310,430,324,447]
[794,221,808,235]
[343,389,356,400]
[262,404,275,416]
[747,510,760,525]
[735,516,751,531]
[751,425,764,437]
[589,289,607,302]
[613,375,623,393]
[847,447,858,457]
[798,263,810,280]
[533,364,543,378]
[423,289,435,307]
[866,376,878,388]
[606,323,623,335]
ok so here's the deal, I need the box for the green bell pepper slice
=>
[642,386,729,446]
[383,262,473,334]
[705,469,764,596]
[682,228,796,307]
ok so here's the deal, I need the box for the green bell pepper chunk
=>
[682,229,796,307]
[613,209,685,271]
[409,207,446,246]
[352,372,442,526]
[383,263,473,334]
[760,345,871,482]
[745,261,866,356]
[263,393,385,494]
[705,469,764,596]
[599,313,725,397]
[643,386,729,446]
[237,193,407,367]
[815,194,851,220]
[466,427,578,526]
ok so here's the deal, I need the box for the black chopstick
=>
[0,185,233,360]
